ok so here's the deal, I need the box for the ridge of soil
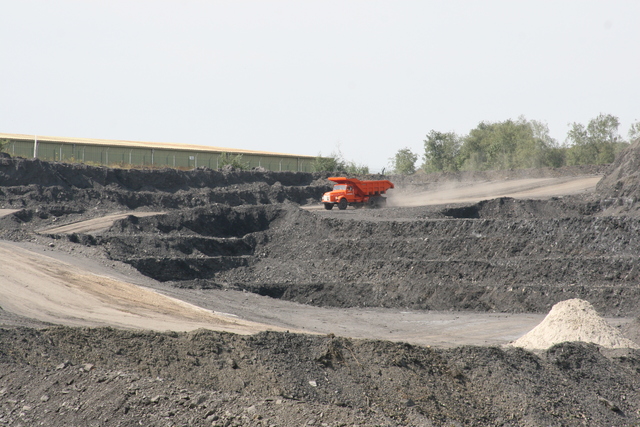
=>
[1,327,640,426]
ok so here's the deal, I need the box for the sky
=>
[1,1,639,172]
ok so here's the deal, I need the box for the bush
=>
[311,154,342,172]
[219,152,248,170]
[311,148,369,174]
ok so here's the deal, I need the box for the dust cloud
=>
[387,176,601,207]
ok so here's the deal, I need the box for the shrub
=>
[219,152,248,170]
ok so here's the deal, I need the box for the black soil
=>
[1,154,640,426]
[2,327,640,426]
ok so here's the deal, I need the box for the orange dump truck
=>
[321,177,394,210]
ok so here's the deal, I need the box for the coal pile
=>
[1,327,640,426]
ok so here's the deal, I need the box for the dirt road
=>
[0,209,19,218]
[0,241,283,334]
[0,240,544,345]
[37,211,165,234]
[3,239,633,347]
[389,175,602,207]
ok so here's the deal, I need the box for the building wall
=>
[1,138,314,172]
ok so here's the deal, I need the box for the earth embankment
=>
[75,196,640,316]
[1,327,640,427]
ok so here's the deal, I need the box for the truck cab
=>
[322,184,354,210]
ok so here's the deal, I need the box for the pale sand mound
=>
[509,299,640,350]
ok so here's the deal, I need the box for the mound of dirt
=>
[597,138,640,200]
[0,156,328,190]
[510,299,640,350]
[95,202,640,316]
[439,196,600,219]
[1,327,640,426]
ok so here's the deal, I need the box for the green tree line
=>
[298,114,639,175]
[418,114,638,174]
[384,114,639,175]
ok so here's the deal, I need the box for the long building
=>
[0,133,317,172]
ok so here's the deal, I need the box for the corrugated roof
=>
[0,132,315,159]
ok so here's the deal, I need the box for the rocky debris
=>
[0,327,639,426]
[510,299,640,350]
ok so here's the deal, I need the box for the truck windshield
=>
[333,185,346,191]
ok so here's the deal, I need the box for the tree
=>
[457,117,564,171]
[565,113,627,165]
[529,120,564,168]
[0,139,7,153]
[390,148,418,175]
[423,130,461,172]
[458,119,531,170]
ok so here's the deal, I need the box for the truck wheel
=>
[367,197,377,208]
[324,203,334,210]
[338,198,348,210]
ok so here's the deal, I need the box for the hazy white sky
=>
[2,1,638,172]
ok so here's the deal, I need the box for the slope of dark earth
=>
[1,155,639,316]
[595,138,640,217]
[0,156,332,211]
[88,200,640,316]
[1,327,639,427]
